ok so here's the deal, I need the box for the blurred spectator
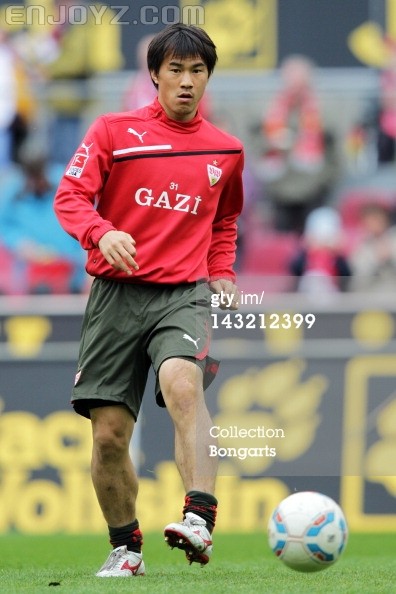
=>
[259,55,339,234]
[235,162,261,271]
[122,33,213,120]
[0,151,87,294]
[10,49,37,164]
[347,40,396,170]
[348,202,396,293]
[290,206,351,293]
[45,0,123,163]
[0,28,17,169]
[122,35,157,111]
[14,0,124,165]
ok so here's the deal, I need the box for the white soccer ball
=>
[268,491,348,572]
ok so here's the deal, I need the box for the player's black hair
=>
[147,23,218,88]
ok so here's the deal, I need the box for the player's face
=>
[151,54,209,122]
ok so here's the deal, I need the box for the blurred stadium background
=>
[0,0,396,536]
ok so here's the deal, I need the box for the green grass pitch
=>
[0,533,395,593]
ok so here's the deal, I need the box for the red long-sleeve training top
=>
[54,98,244,284]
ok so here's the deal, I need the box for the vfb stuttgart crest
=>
[207,164,222,186]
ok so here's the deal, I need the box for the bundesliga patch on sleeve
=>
[66,142,93,178]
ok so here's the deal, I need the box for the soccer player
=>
[54,23,244,577]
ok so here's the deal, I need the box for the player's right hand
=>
[98,230,139,276]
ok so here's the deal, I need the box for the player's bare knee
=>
[163,376,200,417]
[90,406,134,460]
[160,358,203,412]
[93,426,130,464]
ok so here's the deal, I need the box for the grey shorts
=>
[72,278,219,420]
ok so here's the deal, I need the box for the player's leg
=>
[159,357,218,565]
[147,282,219,564]
[91,404,145,577]
[159,357,217,493]
[91,404,137,527]
[71,280,149,577]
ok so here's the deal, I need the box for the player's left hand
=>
[209,278,240,310]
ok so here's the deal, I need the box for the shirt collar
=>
[148,97,202,133]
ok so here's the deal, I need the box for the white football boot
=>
[164,512,213,566]
[95,545,145,577]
